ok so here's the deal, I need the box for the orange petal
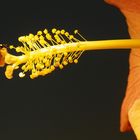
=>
[105,0,140,132]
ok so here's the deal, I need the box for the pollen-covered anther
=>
[29,33,34,39]
[56,30,61,35]
[36,63,44,69]
[34,35,39,41]
[45,61,50,67]
[54,62,60,67]
[43,29,48,34]
[39,35,44,40]
[61,40,65,44]
[30,72,39,79]
[74,30,78,34]
[63,60,68,66]
[21,65,26,70]
[18,36,26,42]
[46,33,52,40]
[68,56,73,63]
[74,59,78,64]
[16,47,22,53]
[64,52,68,56]
[65,32,69,37]
[37,31,42,35]
[54,57,60,61]
[25,36,30,43]
[52,28,57,34]
[39,39,46,46]
[69,35,74,40]
[50,65,55,71]
[61,29,65,35]
[59,64,64,69]
[9,45,15,49]
[39,69,49,76]
[54,35,61,43]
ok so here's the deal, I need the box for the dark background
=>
[0,0,136,140]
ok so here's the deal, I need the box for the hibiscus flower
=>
[105,0,140,139]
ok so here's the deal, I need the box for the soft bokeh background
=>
[0,0,136,140]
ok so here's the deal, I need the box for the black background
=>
[0,0,137,140]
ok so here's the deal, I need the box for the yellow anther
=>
[29,33,34,39]
[34,35,39,40]
[46,34,52,40]
[56,30,60,35]
[9,45,14,49]
[32,69,36,73]
[51,65,55,71]
[74,30,78,34]
[54,34,59,39]
[43,59,47,63]
[36,63,44,69]
[54,62,60,67]
[68,56,73,63]
[45,62,50,67]
[39,35,44,40]
[63,61,68,65]
[47,69,51,73]
[23,66,28,72]
[30,72,38,79]
[37,31,42,35]
[39,71,45,76]
[39,39,46,46]
[40,69,49,76]
[74,59,78,64]
[30,75,34,79]
[69,35,74,40]
[52,28,57,33]
[15,66,19,69]
[59,64,64,69]
[18,37,22,42]
[61,29,65,34]
[61,40,65,44]
[27,40,32,46]
[40,64,44,69]
[55,57,59,61]
[25,36,30,42]
[65,32,69,36]
[21,65,26,70]
[43,29,48,34]
[64,52,68,56]
[54,35,61,42]
[16,47,22,52]
[56,39,61,43]
[18,36,26,42]
[19,72,25,78]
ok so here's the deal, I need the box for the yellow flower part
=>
[1,28,140,80]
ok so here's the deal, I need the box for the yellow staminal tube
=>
[3,39,140,79]
[1,28,140,79]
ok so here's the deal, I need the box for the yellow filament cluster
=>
[6,28,86,79]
